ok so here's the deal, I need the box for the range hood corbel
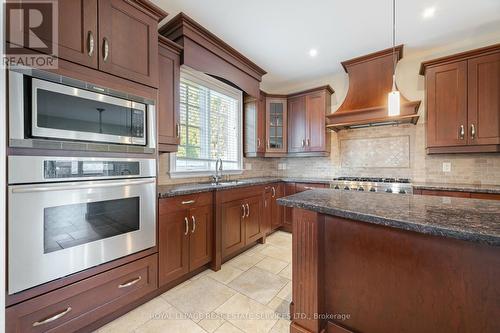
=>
[326,45,421,131]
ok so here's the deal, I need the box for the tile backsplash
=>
[158,124,500,186]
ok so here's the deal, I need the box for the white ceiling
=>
[152,0,500,91]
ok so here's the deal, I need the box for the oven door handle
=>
[11,178,155,193]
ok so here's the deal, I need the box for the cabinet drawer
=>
[295,182,328,192]
[6,254,157,333]
[159,192,213,214]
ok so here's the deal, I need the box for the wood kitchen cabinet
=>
[7,0,166,87]
[158,192,213,287]
[265,96,288,155]
[217,186,265,261]
[244,91,267,157]
[282,182,327,232]
[287,86,333,156]
[420,44,500,153]
[414,189,500,201]
[270,183,284,230]
[158,36,182,152]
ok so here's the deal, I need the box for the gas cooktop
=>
[331,177,413,194]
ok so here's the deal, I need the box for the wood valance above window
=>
[159,13,267,98]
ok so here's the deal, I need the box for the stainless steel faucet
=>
[212,158,223,185]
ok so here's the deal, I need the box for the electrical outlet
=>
[442,162,451,173]
[245,163,252,170]
[278,163,287,170]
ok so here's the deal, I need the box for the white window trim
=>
[169,66,244,179]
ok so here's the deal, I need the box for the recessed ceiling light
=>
[422,6,436,19]
[309,49,318,57]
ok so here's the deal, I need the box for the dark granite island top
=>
[279,189,500,333]
[277,189,500,246]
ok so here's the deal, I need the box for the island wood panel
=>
[319,215,500,333]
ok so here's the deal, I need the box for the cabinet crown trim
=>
[419,43,500,75]
[127,0,168,21]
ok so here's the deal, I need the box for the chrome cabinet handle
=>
[471,124,476,140]
[257,138,261,148]
[87,31,95,57]
[191,216,196,233]
[119,276,142,289]
[176,123,180,138]
[33,307,72,327]
[301,139,305,148]
[241,204,246,219]
[459,125,465,140]
[184,217,189,235]
[304,186,315,190]
[306,138,310,147]
[181,200,195,205]
[245,203,250,218]
[103,37,109,62]
[272,186,276,198]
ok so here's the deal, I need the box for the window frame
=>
[169,66,244,179]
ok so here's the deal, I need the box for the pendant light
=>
[388,0,400,116]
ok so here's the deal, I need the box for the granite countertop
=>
[413,182,500,194]
[158,177,333,198]
[277,189,500,246]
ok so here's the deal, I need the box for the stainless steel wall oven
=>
[7,156,157,294]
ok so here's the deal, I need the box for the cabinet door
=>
[158,43,181,150]
[467,52,500,146]
[288,96,307,153]
[221,200,245,258]
[283,183,296,229]
[244,195,263,244]
[266,98,288,153]
[306,91,327,152]
[58,0,98,68]
[271,183,284,229]
[158,210,190,287]
[426,61,468,147]
[188,205,213,270]
[98,0,159,87]
[257,92,267,153]
[263,191,273,235]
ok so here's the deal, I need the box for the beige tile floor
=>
[97,231,292,333]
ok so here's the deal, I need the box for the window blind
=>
[173,70,242,174]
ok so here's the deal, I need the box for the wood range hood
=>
[326,45,421,131]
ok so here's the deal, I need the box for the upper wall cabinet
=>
[6,0,167,88]
[288,86,333,156]
[98,0,162,87]
[158,36,183,153]
[421,44,500,154]
[244,91,267,157]
[266,96,288,156]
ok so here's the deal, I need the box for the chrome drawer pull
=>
[471,124,476,140]
[87,31,94,57]
[241,204,246,219]
[184,217,189,235]
[272,186,276,198]
[118,276,142,289]
[191,216,196,233]
[246,203,250,218]
[32,307,72,327]
[181,200,195,205]
[459,125,465,139]
[103,37,109,62]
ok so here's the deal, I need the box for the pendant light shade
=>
[388,0,400,116]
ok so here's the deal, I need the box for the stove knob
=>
[358,187,364,191]
[334,185,340,190]
[344,186,350,190]
[370,187,376,192]
[399,189,407,194]
[385,188,393,193]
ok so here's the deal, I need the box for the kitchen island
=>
[277,189,500,333]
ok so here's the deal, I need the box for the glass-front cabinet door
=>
[266,97,287,154]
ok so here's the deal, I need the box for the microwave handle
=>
[11,178,155,194]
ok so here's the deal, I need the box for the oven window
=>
[43,197,140,253]
[36,89,145,139]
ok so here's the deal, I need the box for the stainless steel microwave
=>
[8,67,156,150]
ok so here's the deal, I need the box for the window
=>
[170,67,243,177]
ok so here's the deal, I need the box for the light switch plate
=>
[442,162,451,172]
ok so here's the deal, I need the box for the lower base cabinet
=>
[6,254,157,333]
[414,189,500,201]
[158,193,213,287]
[283,182,327,232]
